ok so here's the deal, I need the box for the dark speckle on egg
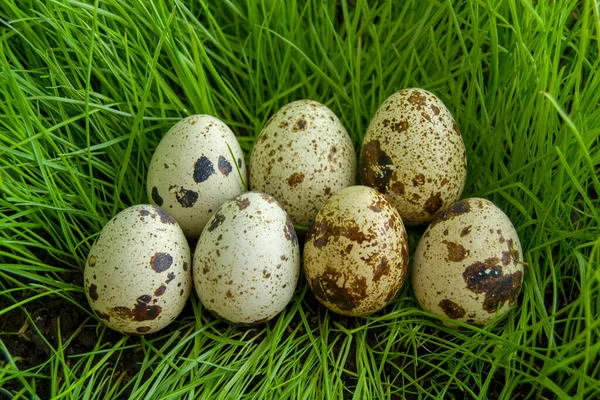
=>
[208,213,226,232]
[218,155,233,176]
[438,299,466,319]
[235,197,251,210]
[193,156,215,183]
[88,284,99,301]
[150,252,173,273]
[444,241,470,262]
[94,310,110,321]
[174,187,199,208]
[154,284,166,296]
[165,272,176,284]
[463,258,523,313]
[152,206,176,224]
[424,193,443,215]
[359,140,394,193]
[151,187,164,206]
[111,296,162,322]
[287,172,305,187]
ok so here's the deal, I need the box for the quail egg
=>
[412,198,524,327]
[84,204,191,334]
[147,115,247,238]
[360,88,467,225]
[304,185,409,316]
[193,192,300,325]
[250,100,356,226]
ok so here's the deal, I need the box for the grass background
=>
[0,0,599,398]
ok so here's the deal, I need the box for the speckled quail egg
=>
[359,88,467,226]
[250,100,356,226]
[303,185,409,316]
[193,191,300,325]
[412,198,524,327]
[84,204,191,334]
[147,115,247,238]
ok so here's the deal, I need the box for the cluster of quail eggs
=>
[84,88,524,335]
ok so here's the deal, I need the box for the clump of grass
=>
[1,0,599,398]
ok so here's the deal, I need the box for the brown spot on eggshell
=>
[445,241,470,262]
[412,174,425,186]
[424,193,443,215]
[430,104,440,115]
[174,187,199,208]
[87,255,97,268]
[328,146,337,162]
[293,119,307,131]
[391,120,408,133]
[507,239,520,264]
[150,252,173,273]
[153,206,176,224]
[154,284,166,296]
[359,140,394,193]
[432,199,471,225]
[263,270,271,279]
[151,187,163,206]
[218,156,233,176]
[208,213,225,232]
[287,172,305,187]
[283,217,298,245]
[111,295,162,322]
[463,258,523,313]
[183,262,188,271]
[501,251,512,266]
[407,91,427,107]
[452,120,460,134]
[136,326,152,333]
[311,268,368,312]
[88,284,99,301]
[225,290,233,299]
[373,256,390,282]
[307,219,374,249]
[235,197,250,210]
[193,156,215,183]
[391,180,405,195]
[438,299,466,319]
[95,310,110,321]
[368,196,386,213]
[260,193,275,203]
[165,272,175,284]
[460,225,472,237]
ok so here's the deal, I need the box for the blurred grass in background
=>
[0,0,598,398]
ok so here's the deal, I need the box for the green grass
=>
[0,0,599,398]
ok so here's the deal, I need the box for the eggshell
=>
[193,192,300,325]
[412,198,524,326]
[250,100,356,226]
[303,186,409,316]
[359,88,467,225]
[84,204,191,334]
[147,115,247,238]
